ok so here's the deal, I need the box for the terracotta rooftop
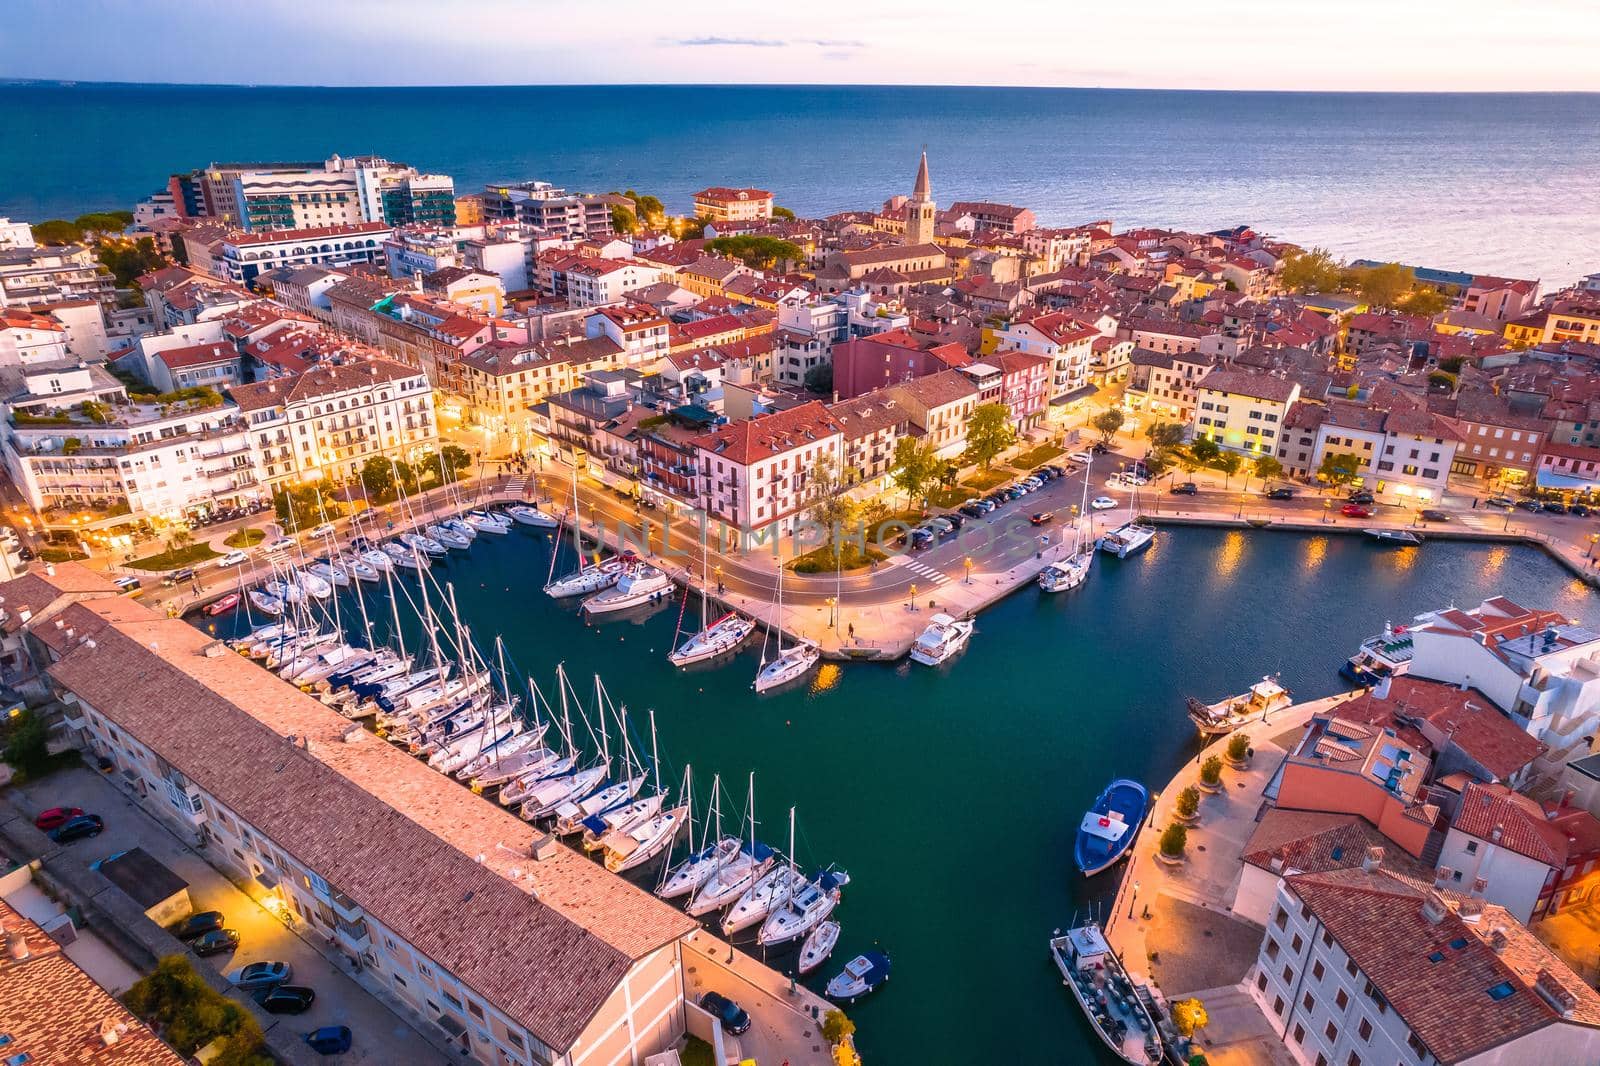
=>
[1451,781,1600,869]
[691,400,842,464]
[226,357,422,411]
[1337,676,1547,782]
[1243,809,1433,879]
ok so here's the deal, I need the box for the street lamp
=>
[1323,499,1331,524]
[713,563,723,595]
[963,556,973,584]
[1148,793,1160,827]
[1127,879,1141,920]
[908,582,918,611]
[1588,533,1599,560]
[826,595,837,629]
[1236,493,1247,519]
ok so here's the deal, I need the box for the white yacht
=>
[686,842,776,917]
[603,803,686,873]
[507,504,559,528]
[306,561,350,588]
[382,542,427,569]
[754,642,820,693]
[359,548,393,573]
[426,523,471,551]
[799,919,841,974]
[247,589,283,616]
[263,578,305,605]
[670,611,755,666]
[1097,521,1157,559]
[721,865,809,936]
[295,570,333,600]
[465,509,513,535]
[399,531,446,557]
[580,794,664,852]
[348,558,381,583]
[581,564,673,614]
[546,556,626,598]
[908,613,974,666]
[1039,550,1093,592]
[658,837,742,899]
[443,517,477,541]
[757,868,849,945]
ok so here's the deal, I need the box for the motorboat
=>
[1365,527,1421,545]
[248,589,284,616]
[506,504,559,528]
[1074,778,1149,876]
[400,532,447,557]
[721,866,809,936]
[305,561,349,588]
[206,592,240,616]
[580,793,664,852]
[1098,521,1156,558]
[757,868,848,945]
[908,613,974,666]
[545,557,626,598]
[294,570,333,600]
[825,951,890,1004]
[686,842,776,917]
[1050,921,1164,1064]
[465,509,513,535]
[753,642,820,693]
[581,564,673,614]
[1039,550,1093,592]
[1342,623,1415,685]
[1186,675,1292,736]
[426,523,472,551]
[658,838,743,899]
[669,612,755,667]
[603,803,688,873]
[799,919,841,974]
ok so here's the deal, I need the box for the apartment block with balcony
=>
[693,401,844,534]
[0,244,117,313]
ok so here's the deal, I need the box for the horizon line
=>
[3,77,1599,96]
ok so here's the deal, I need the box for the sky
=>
[4,0,1600,92]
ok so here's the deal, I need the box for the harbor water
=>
[205,526,1597,1063]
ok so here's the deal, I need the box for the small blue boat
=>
[1074,778,1149,876]
[825,951,891,1003]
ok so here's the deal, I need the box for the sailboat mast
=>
[648,708,661,796]
[699,518,708,630]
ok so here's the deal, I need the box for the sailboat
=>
[1040,455,1096,592]
[721,807,808,936]
[1097,474,1157,559]
[669,520,754,666]
[799,919,841,974]
[603,758,689,873]
[686,773,775,917]
[753,562,818,693]
[758,867,850,946]
[658,774,742,900]
[545,465,625,597]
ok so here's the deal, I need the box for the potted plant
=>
[1226,732,1251,770]
[1157,823,1188,864]
[1198,754,1224,793]
[1174,785,1202,826]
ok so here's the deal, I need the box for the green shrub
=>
[1226,733,1251,762]
[1200,755,1224,786]
[1159,823,1188,857]
[822,1009,856,1044]
[123,955,270,1063]
[1175,785,1200,819]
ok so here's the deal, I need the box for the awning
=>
[254,870,280,891]
[1051,384,1101,406]
[1536,470,1600,491]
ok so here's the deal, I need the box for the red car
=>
[1341,503,1373,518]
[34,806,84,831]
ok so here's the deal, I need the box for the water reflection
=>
[1483,545,1509,574]
[1303,536,1329,571]
[1214,530,1246,579]
[810,662,843,695]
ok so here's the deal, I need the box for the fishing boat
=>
[1342,623,1415,684]
[753,564,818,692]
[581,563,673,614]
[1049,920,1164,1065]
[908,613,974,666]
[247,589,284,616]
[757,868,849,945]
[825,952,890,1004]
[206,592,240,616]
[1186,675,1292,736]
[426,523,472,551]
[507,503,559,528]
[1041,454,1097,592]
[799,919,841,975]
[1074,778,1149,876]
[1365,527,1421,545]
[465,509,512,535]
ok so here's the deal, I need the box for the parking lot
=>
[17,766,448,1066]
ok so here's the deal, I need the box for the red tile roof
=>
[691,400,842,464]
[1451,782,1580,868]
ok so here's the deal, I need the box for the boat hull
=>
[1074,778,1149,876]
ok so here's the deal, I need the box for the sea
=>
[207,528,1598,1063]
[4,83,1600,285]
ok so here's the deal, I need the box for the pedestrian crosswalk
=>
[505,476,529,496]
[897,557,951,585]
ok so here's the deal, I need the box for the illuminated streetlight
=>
[826,595,837,629]
[1236,493,1247,519]
[1128,879,1141,920]
[964,556,973,584]
[1588,533,1599,560]
[908,582,918,610]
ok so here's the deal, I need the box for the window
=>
[1325,1021,1338,1041]
[1267,938,1281,960]
[1312,960,1325,981]
[1257,972,1269,993]
[1346,1054,1361,1066]
[1407,1032,1428,1057]
[1302,991,1316,1012]
[468,1001,484,1021]
[1336,989,1350,1010]
[1488,981,1515,1000]
[1292,934,1304,953]
[1273,996,1285,1017]
[1466,841,1479,855]
[1344,958,1357,978]
[1282,965,1295,984]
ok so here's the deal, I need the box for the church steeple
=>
[905,150,936,246]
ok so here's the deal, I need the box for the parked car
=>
[113,576,143,597]
[1419,509,1451,522]
[215,550,249,568]
[305,1027,353,1056]
[698,991,752,1036]
[263,537,295,555]
[1341,503,1373,518]
[1067,451,1094,464]
[228,961,292,990]
[1020,476,1043,490]
[909,529,933,550]
[193,929,241,957]
[1519,499,1543,513]
[941,513,965,532]
[958,504,984,519]
[162,567,197,587]
[1572,503,1592,517]
[33,806,84,831]
[257,985,317,1015]
[171,911,226,942]
[48,814,103,844]
[1090,496,1119,511]
[1117,473,1150,488]
[1484,495,1515,509]
[1169,482,1198,496]
[1543,501,1569,515]
[307,523,336,539]
[1091,441,1111,456]
[1265,486,1296,500]
[924,517,955,535]
[1347,490,1376,505]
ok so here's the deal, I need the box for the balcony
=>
[335,917,371,954]
[328,888,364,922]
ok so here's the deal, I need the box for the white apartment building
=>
[1249,862,1600,1066]
[1,362,260,518]
[384,228,461,279]
[1276,394,1461,503]
[0,217,35,250]
[228,359,436,488]
[565,259,663,309]
[996,312,1099,400]
[693,401,844,534]
[229,155,456,231]
[585,305,670,369]
[216,223,393,288]
[1193,368,1301,456]
[0,243,116,312]
[0,309,69,366]
[0,567,699,1066]
[691,187,774,222]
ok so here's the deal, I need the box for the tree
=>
[1227,732,1251,762]
[1145,421,1186,451]
[360,456,396,501]
[1172,997,1210,1038]
[123,955,270,1063]
[609,205,638,235]
[772,205,796,220]
[1200,754,1223,786]
[821,1009,856,1045]
[2,710,51,778]
[1091,407,1126,445]
[705,235,803,269]
[75,211,131,233]
[962,402,1016,469]
[439,444,472,482]
[804,456,860,558]
[890,436,940,509]
[803,363,834,395]
[619,190,665,225]
[97,235,166,287]
[1347,262,1416,309]
[166,528,194,553]
[1215,451,1242,487]
[1397,287,1451,316]
[30,219,82,245]
[1188,436,1221,466]
[1159,823,1188,858]
[1175,785,1200,819]
[1279,247,1342,293]
[1251,454,1283,489]
[1318,451,1363,487]
[1428,370,1458,393]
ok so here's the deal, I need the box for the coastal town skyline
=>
[3,0,1599,92]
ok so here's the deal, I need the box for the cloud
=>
[804,38,866,48]
[673,36,787,47]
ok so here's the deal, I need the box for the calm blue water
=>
[5,83,1599,284]
[204,529,1597,1062]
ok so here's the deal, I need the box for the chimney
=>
[1421,890,1450,925]
[1433,866,1453,890]
[43,561,56,577]
[341,724,363,744]
[99,1019,129,1046]
[1489,925,1510,953]
[1362,846,1384,873]
[1269,856,1285,874]
[7,925,30,960]
[1374,674,1393,700]
[529,832,560,860]
[1458,897,1484,923]
[1491,824,1504,844]
[1535,970,1579,1016]
[1472,876,1489,898]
